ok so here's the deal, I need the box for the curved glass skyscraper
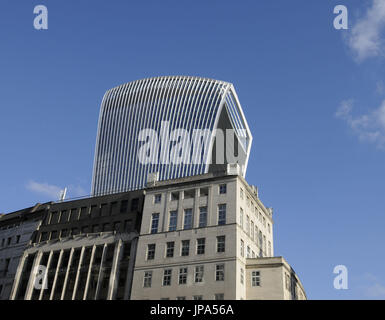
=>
[91,76,252,195]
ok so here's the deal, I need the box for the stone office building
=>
[130,165,306,300]
[0,203,49,300]
[10,190,144,300]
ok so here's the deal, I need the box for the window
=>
[219,184,227,194]
[240,208,244,228]
[263,217,266,227]
[199,207,207,227]
[263,235,267,253]
[195,266,204,283]
[196,238,205,255]
[179,267,187,285]
[240,268,244,284]
[147,244,156,260]
[215,293,224,300]
[218,204,226,225]
[251,221,254,241]
[252,271,261,286]
[216,264,225,281]
[131,198,139,211]
[240,188,244,199]
[61,229,69,237]
[247,246,251,258]
[50,231,58,240]
[268,223,271,233]
[177,296,186,300]
[169,211,177,231]
[166,242,174,258]
[246,215,250,235]
[4,258,10,276]
[217,236,225,253]
[16,235,21,244]
[120,200,128,213]
[163,269,172,286]
[181,240,190,256]
[7,237,12,245]
[171,192,179,201]
[183,209,193,229]
[184,189,195,199]
[200,187,208,196]
[193,295,203,300]
[268,241,272,257]
[151,213,159,234]
[154,194,161,204]
[285,273,290,290]
[240,239,244,257]
[143,271,152,288]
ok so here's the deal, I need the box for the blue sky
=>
[1,0,385,299]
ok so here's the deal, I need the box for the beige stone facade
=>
[131,168,305,300]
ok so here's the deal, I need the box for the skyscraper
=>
[91,76,252,195]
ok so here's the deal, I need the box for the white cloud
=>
[348,0,385,61]
[335,99,385,148]
[26,180,88,200]
[360,273,385,298]
[26,180,63,199]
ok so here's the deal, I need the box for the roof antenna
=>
[59,187,67,201]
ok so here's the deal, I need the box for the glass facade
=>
[92,76,252,195]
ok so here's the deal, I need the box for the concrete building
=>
[10,190,145,300]
[131,165,306,300]
[0,203,49,300]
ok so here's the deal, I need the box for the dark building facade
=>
[9,190,145,300]
[0,203,49,300]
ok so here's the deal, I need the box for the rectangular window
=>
[143,271,152,288]
[169,211,177,231]
[199,207,207,227]
[147,244,156,260]
[240,239,244,257]
[219,184,227,194]
[151,213,159,234]
[252,271,261,286]
[179,267,187,285]
[268,241,272,257]
[131,198,139,211]
[177,296,186,300]
[240,268,244,284]
[196,238,205,255]
[16,235,21,244]
[240,188,244,199]
[154,194,162,204]
[193,295,203,300]
[216,264,225,281]
[240,208,244,228]
[166,242,174,258]
[181,240,190,256]
[183,209,193,229]
[247,246,251,258]
[215,293,224,300]
[218,204,226,225]
[200,187,208,196]
[163,269,172,286]
[246,215,250,235]
[195,265,204,283]
[217,236,225,253]
[171,192,179,201]
[251,221,255,241]
[120,200,128,213]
